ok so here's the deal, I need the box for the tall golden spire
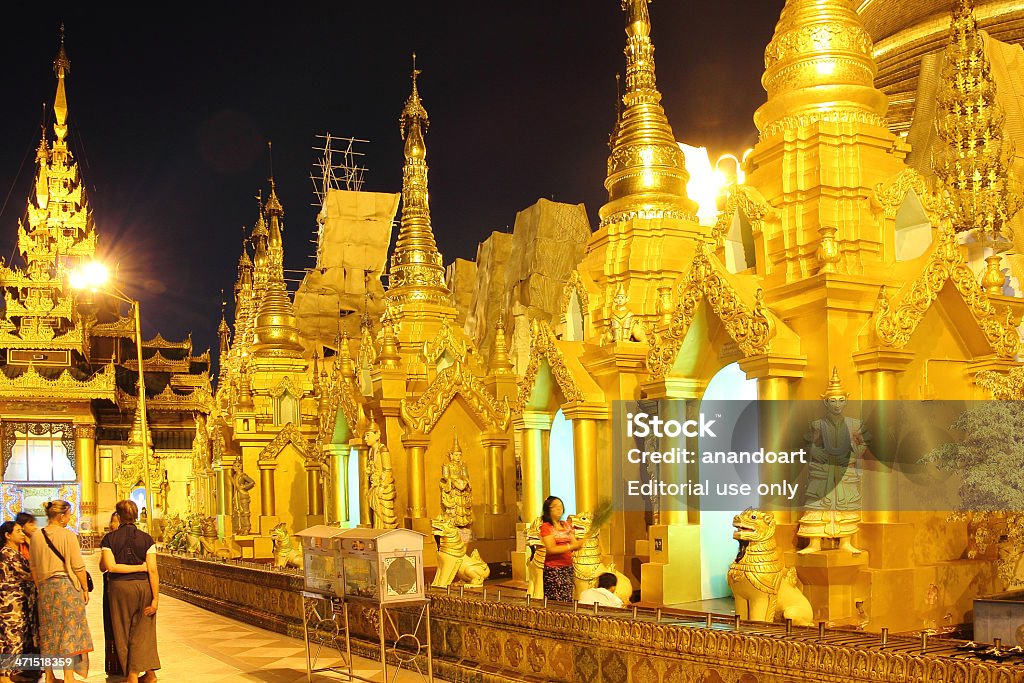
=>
[599,0,697,227]
[755,0,888,136]
[52,24,71,144]
[386,55,450,308]
[251,181,304,358]
[933,0,1021,239]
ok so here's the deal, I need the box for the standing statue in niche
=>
[231,460,256,536]
[605,284,647,343]
[797,368,869,554]
[365,417,398,529]
[440,432,474,530]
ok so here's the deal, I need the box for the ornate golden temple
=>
[0,32,211,538]
[8,1,1024,678]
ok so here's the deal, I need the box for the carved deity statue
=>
[365,418,398,529]
[230,460,256,536]
[605,284,647,344]
[797,368,869,554]
[440,433,474,529]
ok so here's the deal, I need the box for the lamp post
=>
[70,263,156,526]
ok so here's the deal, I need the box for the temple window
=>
[274,391,300,427]
[2,422,76,482]
[894,190,933,261]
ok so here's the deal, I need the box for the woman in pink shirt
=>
[538,496,582,602]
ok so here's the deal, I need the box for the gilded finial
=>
[264,142,284,217]
[821,367,848,400]
[51,25,71,142]
[387,57,450,311]
[755,0,887,136]
[600,0,697,226]
[490,310,514,376]
[379,323,401,369]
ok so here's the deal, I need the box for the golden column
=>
[563,406,603,515]
[853,350,914,523]
[74,423,97,527]
[517,411,552,522]
[480,433,508,515]
[740,355,806,525]
[402,434,430,522]
[258,462,276,517]
[328,444,350,524]
[352,441,370,526]
[215,463,230,518]
[305,465,324,518]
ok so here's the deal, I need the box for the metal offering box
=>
[338,528,425,604]
[295,525,346,596]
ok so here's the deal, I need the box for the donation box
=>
[338,528,425,604]
[295,525,346,596]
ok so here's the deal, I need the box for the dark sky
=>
[0,2,784,357]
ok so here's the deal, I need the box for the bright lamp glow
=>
[69,261,110,291]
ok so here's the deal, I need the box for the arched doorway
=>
[549,410,576,515]
[698,362,757,599]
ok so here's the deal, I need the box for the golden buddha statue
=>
[605,284,647,344]
[365,417,398,529]
[797,368,868,554]
[440,432,474,529]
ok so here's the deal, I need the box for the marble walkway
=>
[69,552,434,683]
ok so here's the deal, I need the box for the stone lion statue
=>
[727,508,813,626]
[431,515,489,588]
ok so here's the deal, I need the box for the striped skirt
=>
[38,575,93,674]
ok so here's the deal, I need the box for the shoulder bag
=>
[41,528,94,592]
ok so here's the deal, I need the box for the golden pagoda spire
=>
[933,0,1021,239]
[250,182,304,358]
[386,55,450,308]
[264,143,285,274]
[755,0,888,136]
[52,24,71,144]
[599,0,697,227]
[338,332,355,380]
[489,311,514,376]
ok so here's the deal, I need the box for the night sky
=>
[0,2,784,357]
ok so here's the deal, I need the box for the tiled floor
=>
[67,552,435,682]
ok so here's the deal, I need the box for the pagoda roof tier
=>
[0,323,84,350]
[116,384,212,414]
[122,350,191,374]
[0,362,115,401]
[143,331,192,351]
[3,292,74,320]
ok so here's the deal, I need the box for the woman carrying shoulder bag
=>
[28,500,93,683]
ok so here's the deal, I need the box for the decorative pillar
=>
[480,433,508,515]
[564,410,600,515]
[352,443,370,526]
[402,435,429,522]
[74,424,97,529]
[329,444,350,524]
[739,355,806,525]
[305,465,324,517]
[853,349,914,524]
[216,464,230,518]
[258,463,276,516]
[517,411,552,522]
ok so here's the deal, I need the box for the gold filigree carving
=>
[258,422,315,464]
[874,168,943,223]
[123,350,191,373]
[143,332,193,351]
[512,320,585,413]
[117,384,213,414]
[712,185,775,245]
[873,226,1020,357]
[422,319,468,364]
[648,244,774,379]
[0,362,116,400]
[400,360,511,434]
[89,316,135,338]
[560,270,590,327]
[760,109,889,139]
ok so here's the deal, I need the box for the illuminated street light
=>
[69,261,155,527]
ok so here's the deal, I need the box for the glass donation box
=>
[296,525,347,596]
[338,528,425,604]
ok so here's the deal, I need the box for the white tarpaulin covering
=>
[294,188,399,341]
